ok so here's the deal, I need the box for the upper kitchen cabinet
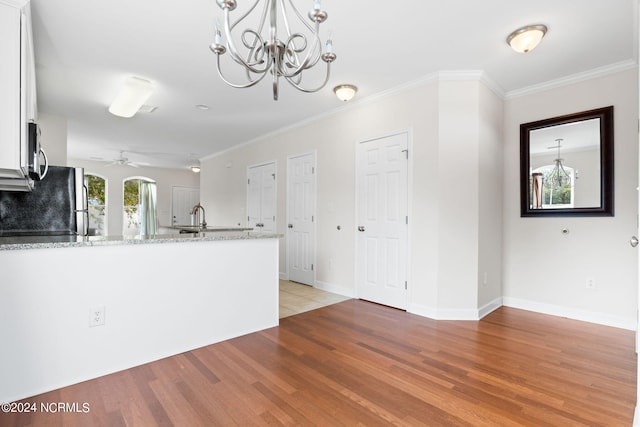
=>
[0,0,37,190]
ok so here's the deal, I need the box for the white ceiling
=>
[30,0,637,169]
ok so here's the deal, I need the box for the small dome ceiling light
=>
[334,84,357,102]
[507,24,548,53]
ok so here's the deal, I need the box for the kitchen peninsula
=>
[0,231,281,403]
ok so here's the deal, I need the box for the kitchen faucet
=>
[191,203,207,229]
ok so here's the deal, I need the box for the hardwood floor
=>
[1,301,636,426]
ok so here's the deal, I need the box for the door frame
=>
[354,129,413,308]
[286,150,317,284]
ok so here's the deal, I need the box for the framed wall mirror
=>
[520,106,614,217]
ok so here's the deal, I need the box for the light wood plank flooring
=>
[279,280,350,318]
[1,301,636,426]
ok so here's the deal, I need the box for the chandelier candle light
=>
[210,0,336,100]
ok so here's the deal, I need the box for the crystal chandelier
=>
[549,138,572,188]
[209,0,337,100]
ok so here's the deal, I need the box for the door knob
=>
[358,226,365,232]
[631,236,639,247]
[288,224,293,228]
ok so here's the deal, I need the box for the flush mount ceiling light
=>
[191,165,201,173]
[108,76,154,118]
[209,0,336,100]
[333,84,357,102]
[506,24,548,53]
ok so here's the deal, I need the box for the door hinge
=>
[247,216,250,222]
[312,215,314,222]
[272,173,276,180]
[405,281,407,290]
[247,178,250,184]
[406,216,408,225]
[311,264,314,271]
[273,216,275,221]
[402,149,408,159]
[312,166,315,174]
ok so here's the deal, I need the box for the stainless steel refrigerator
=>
[0,166,88,237]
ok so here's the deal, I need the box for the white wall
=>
[67,159,199,235]
[201,81,443,298]
[201,76,504,318]
[0,237,279,403]
[38,112,67,166]
[502,68,638,329]
[201,69,637,327]
[478,82,504,313]
[435,81,481,313]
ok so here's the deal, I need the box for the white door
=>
[635,13,640,416]
[172,186,200,226]
[287,152,316,285]
[356,132,409,309]
[247,162,276,232]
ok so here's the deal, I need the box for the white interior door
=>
[171,186,200,226]
[356,132,408,309]
[287,152,316,285]
[247,162,276,232]
[636,27,640,415]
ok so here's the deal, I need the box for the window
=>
[533,164,575,208]
[123,177,157,235]
[85,174,107,236]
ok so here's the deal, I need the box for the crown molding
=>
[504,60,638,100]
[202,61,637,161]
[436,70,506,99]
[0,0,29,8]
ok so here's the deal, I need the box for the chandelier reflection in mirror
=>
[549,138,573,189]
[209,0,337,100]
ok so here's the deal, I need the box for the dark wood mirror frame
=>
[520,106,614,217]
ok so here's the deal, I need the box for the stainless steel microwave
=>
[27,122,48,181]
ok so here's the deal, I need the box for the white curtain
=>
[140,181,158,235]
[531,172,543,209]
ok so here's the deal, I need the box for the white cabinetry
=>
[0,0,36,189]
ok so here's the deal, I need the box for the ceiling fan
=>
[106,150,142,167]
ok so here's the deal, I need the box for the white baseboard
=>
[282,278,636,331]
[478,297,503,319]
[408,297,503,321]
[635,405,640,427]
[407,304,476,320]
[313,280,356,298]
[502,297,637,331]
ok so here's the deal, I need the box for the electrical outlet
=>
[585,278,596,290]
[89,306,105,327]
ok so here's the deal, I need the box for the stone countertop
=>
[0,231,282,251]
[164,225,254,232]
